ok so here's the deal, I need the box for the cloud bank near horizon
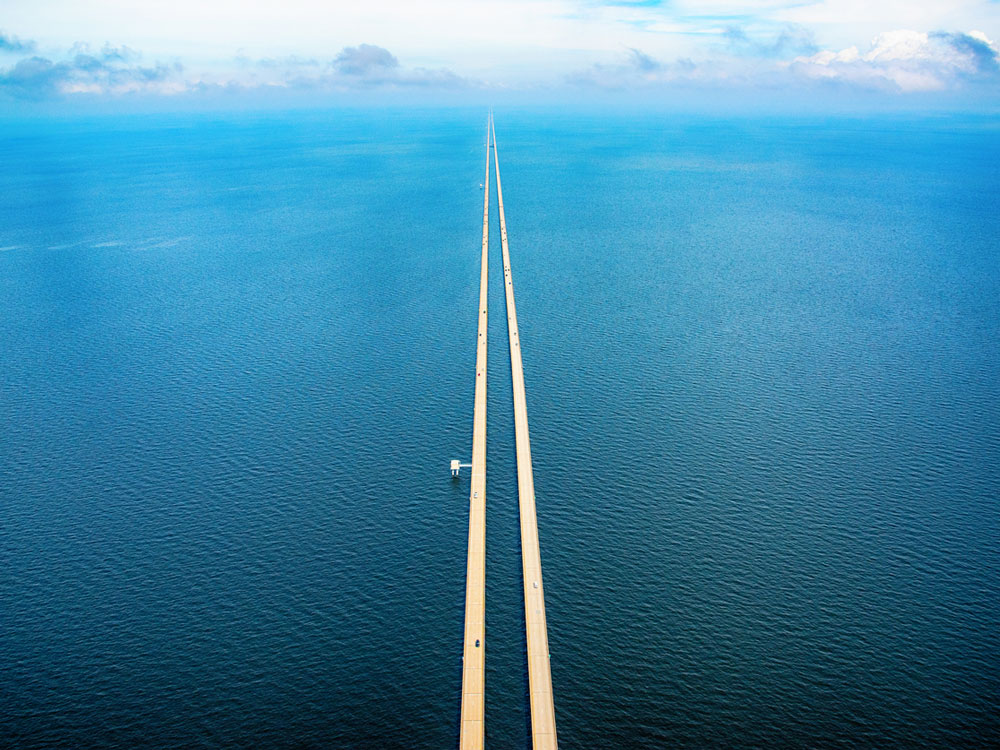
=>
[0,40,472,101]
[3,32,996,102]
[792,30,1000,92]
[565,28,999,94]
[1,0,999,108]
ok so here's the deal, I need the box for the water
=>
[2,109,998,748]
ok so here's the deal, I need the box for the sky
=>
[2,0,999,111]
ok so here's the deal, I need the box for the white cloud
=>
[566,48,702,89]
[0,46,183,99]
[0,41,472,99]
[3,1,1000,103]
[790,29,1000,91]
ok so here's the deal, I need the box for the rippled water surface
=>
[2,110,999,748]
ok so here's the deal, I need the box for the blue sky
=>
[2,0,999,110]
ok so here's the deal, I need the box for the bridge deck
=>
[458,114,492,750]
[491,117,558,750]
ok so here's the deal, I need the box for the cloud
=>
[725,24,817,57]
[0,45,182,99]
[237,44,467,90]
[628,48,663,72]
[93,42,141,63]
[292,44,468,89]
[332,43,399,76]
[1,39,468,100]
[790,29,1000,91]
[393,66,469,88]
[564,26,1000,98]
[249,55,320,69]
[0,57,62,99]
[930,31,1000,74]
[0,31,36,53]
[567,47,698,88]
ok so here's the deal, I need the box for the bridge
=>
[458,113,492,750]
[458,113,558,750]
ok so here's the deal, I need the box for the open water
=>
[1,109,999,748]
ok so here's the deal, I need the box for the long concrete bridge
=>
[458,113,557,750]
[458,114,492,750]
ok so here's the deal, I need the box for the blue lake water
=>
[1,109,999,748]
